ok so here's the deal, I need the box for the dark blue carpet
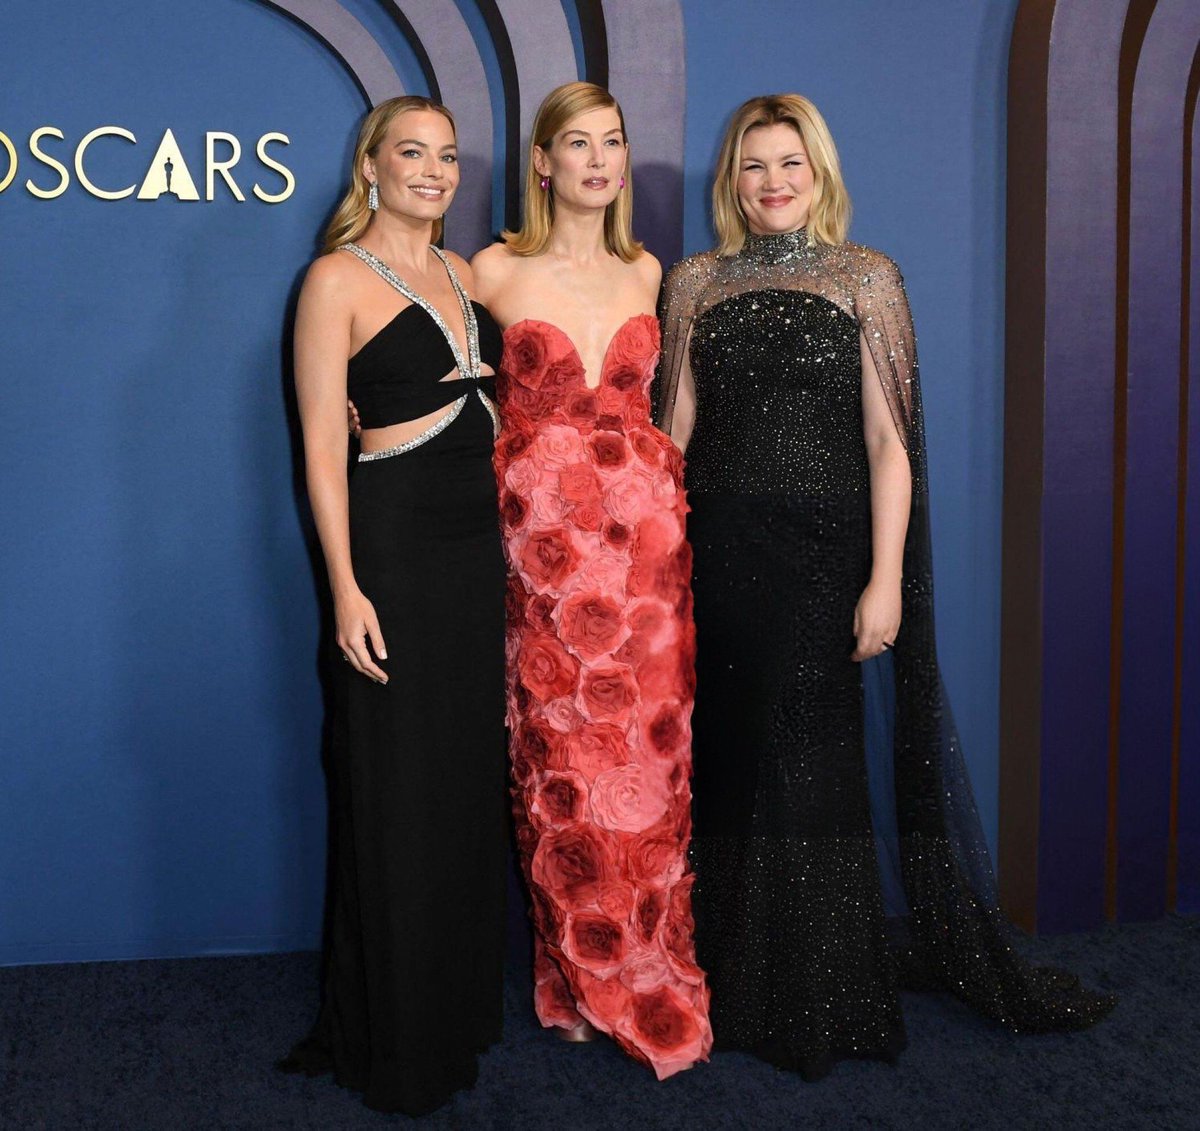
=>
[2,916,1197,1129]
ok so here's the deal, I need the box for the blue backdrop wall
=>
[0,0,1015,965]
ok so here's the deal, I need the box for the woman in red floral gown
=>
[473,82,712,1079]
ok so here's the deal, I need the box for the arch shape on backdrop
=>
[1001,0,1200,932]
[258,0,686,260]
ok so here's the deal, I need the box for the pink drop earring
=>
[539,176,550,191]
[620,176,626,189]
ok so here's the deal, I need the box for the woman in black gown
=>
[656,94,1113,1078]
[281,97,507,1115]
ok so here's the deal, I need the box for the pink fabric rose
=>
[504,454,540,497]
[625,837,686,888]
[589,763,671,833]
[532,424,585,469]
[557,591,630,662]
[577,663,639,725]
[529,482,566,525]
[567,724,630,781]
[559,461,602,504]
[516,632,579,703]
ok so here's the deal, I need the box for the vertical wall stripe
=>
[1178,70,1200,916]
[1036,0,1130,933]
[1000,0,1055,934]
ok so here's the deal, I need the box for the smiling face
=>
[736,122,814,236]
[364,108,459,224]
[534,105,627,212]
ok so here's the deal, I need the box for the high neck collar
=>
[742,227,814,264]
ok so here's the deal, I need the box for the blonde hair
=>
[503,82,643,262]
[322,96,457,254]
[712,94,850,255]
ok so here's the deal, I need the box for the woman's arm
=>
[294,257,388,683]
[852,330,912,661]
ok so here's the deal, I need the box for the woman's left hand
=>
[852,578,901,661]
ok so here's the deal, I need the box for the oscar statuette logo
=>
[0,126,295,203]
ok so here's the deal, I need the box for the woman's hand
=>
[347,399,362,438]
[336,588,388,683]
[851,578,901,662]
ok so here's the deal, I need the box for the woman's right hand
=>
[335,588,388,683]
[347,399,362,438]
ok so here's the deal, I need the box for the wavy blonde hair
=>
[712,94,850,255]
[322,96,457,254]
[503,82,642,262]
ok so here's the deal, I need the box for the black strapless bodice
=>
[348,301,503,429]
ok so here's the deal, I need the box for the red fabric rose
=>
[589,430,630,471]
[557,591,630,662]
[595,879,636,921]
[577,972,634,1031]
[559,462,602,504]
[509,718,568,783]
[516,632,579,703]
[630,428,666,467]
[565,389,599,432]
[500,491,529,532]
[523,593,558,632]
[589,763,671,834]
[518,529,582,594]
[636,888,667,943]
[497,427,533,465]
[570,500,606,532]
[630,986,707,1080]
[503,323,549,385]
[625,837,686,888]
[566,723,630,781]
[527,769,588,830]
[533,947,582,1028]
[531,824,615,907]
[647,703,689,758]
[607,314,659,366]
[562,912,628,977]
[578,663,639,725]
[608,363,642,392]
[601,519,633,550]
[595,413,625,433]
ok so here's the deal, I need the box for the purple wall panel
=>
[1118,0,1200,921]
[1180,101,1200,916]
[1037,0,1130,933]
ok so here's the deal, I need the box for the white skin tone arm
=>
[666,326,697,453]
[852,330,911,661]
[294,257,389,683]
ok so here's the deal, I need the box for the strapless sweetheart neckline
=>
[503,313,658,390]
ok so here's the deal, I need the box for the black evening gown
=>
[281,244,507,1115]
[656,230,1114,1079]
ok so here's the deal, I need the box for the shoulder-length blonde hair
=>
[322,96,457,254]
[712,94,850,255]
[503,81,642,262]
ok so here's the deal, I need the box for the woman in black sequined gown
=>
[656,95,1113,1078]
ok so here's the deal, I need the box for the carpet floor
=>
[2,916,1197,1130]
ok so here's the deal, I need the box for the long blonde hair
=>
[322,96,457,254]
[712,94,850,255]
[502,82,642,262]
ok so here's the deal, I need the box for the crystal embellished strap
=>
[340,242,480,380]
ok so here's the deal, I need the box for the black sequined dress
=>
[656,229,1113,1078]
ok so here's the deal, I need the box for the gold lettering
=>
[253,132,294,203]
[25,127,70,199]
[0,131,17,193]
[206,132,245,201]
[75,126,137,200]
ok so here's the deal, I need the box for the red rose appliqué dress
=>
[494,314,713,1079]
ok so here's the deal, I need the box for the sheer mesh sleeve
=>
[853,252,918,453]
[655,253,718,438]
